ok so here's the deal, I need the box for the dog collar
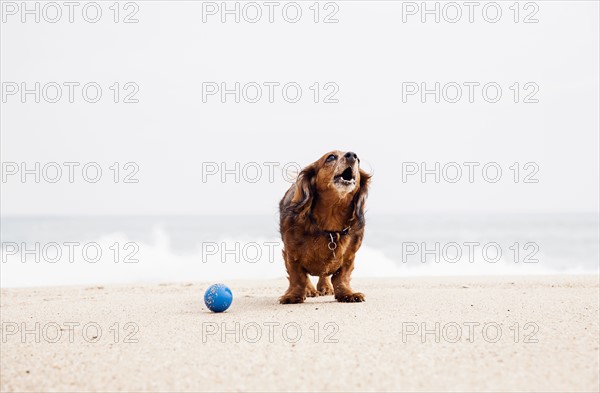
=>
[323,224,352,258]
[308,214,352,237]
[330,226,351,236]
[325,227,351,258]
[307,214,353,258]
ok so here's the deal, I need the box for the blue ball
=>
[204,284,233,313]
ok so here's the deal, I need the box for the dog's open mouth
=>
[334,167,356,186]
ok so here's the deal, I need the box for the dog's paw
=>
[317,285,334,296]
[336,292,365,303]
[279,294,306,304]
[305,287,319,298]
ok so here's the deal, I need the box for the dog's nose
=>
[344,152,358,163]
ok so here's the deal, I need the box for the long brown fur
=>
[279,150,371,304]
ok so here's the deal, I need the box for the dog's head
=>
[289,150,371,226]
[314,150,363,196]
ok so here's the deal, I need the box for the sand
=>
[1,276,599,392]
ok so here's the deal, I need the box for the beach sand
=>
[1,276,599,392]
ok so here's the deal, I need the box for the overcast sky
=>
[1,1,598,215]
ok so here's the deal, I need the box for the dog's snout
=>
[344,152,358,163]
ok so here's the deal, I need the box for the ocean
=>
[1,213,598,287]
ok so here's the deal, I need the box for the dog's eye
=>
[326,154,337,162]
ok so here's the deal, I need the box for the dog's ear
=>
[353,168,372,227]
[289,163,317,218]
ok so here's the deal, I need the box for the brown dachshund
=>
[279,150,371,304]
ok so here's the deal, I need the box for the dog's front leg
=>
[332,256,365,302]
[279,256,308,304]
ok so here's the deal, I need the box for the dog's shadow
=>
[195,295,340,315]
